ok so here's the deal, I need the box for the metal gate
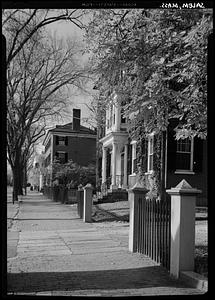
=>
[136,197,171,270]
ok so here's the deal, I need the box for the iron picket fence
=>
[136,196,171,270]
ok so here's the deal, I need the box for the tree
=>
[84,8,212,198]
[52,159,96,189]
[85,8,212,138]
[2,8,86,66]
[6,28,87,203]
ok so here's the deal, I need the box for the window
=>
[147,135,154,172]
[55,151,68,164]
[176,138,194,171]
[56,136,68,146]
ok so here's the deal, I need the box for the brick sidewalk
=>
[7,191,205,296]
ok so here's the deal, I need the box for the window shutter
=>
[127,144,132,175]
[65,152,68,163]
[65,136,68,146]
[56,136,59,145]
[141,138,148,173]
[167,119,178,171]
[193,137,203,173]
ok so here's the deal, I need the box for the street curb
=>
[180,271,208,292]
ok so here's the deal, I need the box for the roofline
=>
[51,131,96,139]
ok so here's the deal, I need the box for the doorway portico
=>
[100,132,128,191]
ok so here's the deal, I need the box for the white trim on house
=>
[174,170,195,175]
[147,133,154,173]
[53,132,96,139]
[130,140,137,175]
[55,150,66,153]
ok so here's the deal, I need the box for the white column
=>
[102,147,107,184]
[115,104,121,131]
[123,144,128,188]
[111,142,117,188]
[166,179,202,278]
[39,174,43,191]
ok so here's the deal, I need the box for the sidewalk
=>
[7,191,205,296]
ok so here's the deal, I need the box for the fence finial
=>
[84,183,93,189]
[129,181,149,193]
[175,179,193,189]
[166,179,201,195]
[78,184,83,190]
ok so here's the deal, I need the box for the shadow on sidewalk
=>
[7,266,192,293]
[11,218,80,221]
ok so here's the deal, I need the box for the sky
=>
[46,18,95,125]
[36,13,97,153]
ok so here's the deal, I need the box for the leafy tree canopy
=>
[85,8,213,140]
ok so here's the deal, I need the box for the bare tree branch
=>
[3,9,87,66]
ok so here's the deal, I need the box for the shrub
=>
[52,159,96,189]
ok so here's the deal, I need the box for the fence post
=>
[77,184,84,218]
[166,179,202,278]
[128,182,149,252]
[83,183,93,222]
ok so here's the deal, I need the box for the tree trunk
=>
[18,164,24,195]
[12,167,19,204]
[12,157,24,203]
[24,163,27,195]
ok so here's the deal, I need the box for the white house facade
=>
[99,93,137,192]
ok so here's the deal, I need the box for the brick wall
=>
[53,135,96,166]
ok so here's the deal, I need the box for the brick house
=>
[42,109,97,185]
[98,93,207,206]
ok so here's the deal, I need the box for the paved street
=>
[7,190,205,296]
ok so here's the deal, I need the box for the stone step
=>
[179,271,208,292]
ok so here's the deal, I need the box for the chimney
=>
[73,109,81,131]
